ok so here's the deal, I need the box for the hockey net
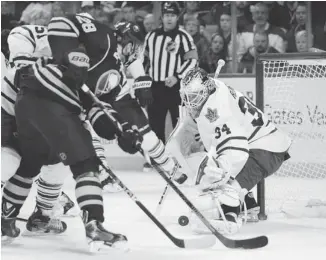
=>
[256,53,326,218]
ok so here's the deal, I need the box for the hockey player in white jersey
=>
[169,67,292,234]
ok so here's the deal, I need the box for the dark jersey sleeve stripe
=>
[215,136,248,153]
[20,26,36,49]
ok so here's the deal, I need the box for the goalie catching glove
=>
[196,155,231,192]
[133,75,153,107]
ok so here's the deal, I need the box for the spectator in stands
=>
[199,33,227,74]
[121,2,136,22]
[268,1,298,31]
[295,30,325,53]
[121,2,146,35]
[238,31,279,74]
[20,2,53,26]
[239,2,286,58]
[235,1,253,33]
[179,1,200,25]
[81,1,102,18]
[143,14,155,33]
[184,16,210,59]
[52,2,65,17]
[218,7,243,72]
[219,8,232,55]
[286,3,326,52]
[286,2,306,52]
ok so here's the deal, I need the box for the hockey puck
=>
[178,215,189,226]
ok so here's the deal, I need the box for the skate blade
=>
[88,240,129,253]
[22,228,66,237]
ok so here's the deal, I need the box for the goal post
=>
[256,52,326,219]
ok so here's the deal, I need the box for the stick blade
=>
[182,235,216,249]
[224,235,268,249]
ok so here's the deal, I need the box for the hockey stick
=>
[155,106,192,216]
[17,217,28,223]
[99,163,215,249]
[156,59,226,217]
[81,86,214,249]
[81,85,268,249]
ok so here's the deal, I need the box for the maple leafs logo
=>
[205,108,218,123]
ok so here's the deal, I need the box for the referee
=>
[143,1,198,143]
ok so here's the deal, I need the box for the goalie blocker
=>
[167,67,292,234]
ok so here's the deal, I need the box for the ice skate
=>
[169,158,188,185]
[82,211,128,253]
[240,192,260,222]
[23,207,67,236]
[1,216,20,245]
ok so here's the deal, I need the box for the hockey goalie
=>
[167,67,292,234]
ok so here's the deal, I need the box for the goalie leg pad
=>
[190,184,242,235]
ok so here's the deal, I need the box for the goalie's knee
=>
[1,147,21,183]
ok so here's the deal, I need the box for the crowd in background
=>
[2,1,326,74]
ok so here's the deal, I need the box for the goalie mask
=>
[180,68,216,118]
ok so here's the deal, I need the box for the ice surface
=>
[2,170,326,260]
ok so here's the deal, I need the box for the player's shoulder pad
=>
[48,14,80,38]
[9,25,38,48]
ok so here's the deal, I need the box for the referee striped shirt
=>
[144,27,197,82]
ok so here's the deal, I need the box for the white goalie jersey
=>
[2,25,52,116]
[171,79,292,178]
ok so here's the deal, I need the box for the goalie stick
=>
[155,59,226,217]
[81,85,268,249]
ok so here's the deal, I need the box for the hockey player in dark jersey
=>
[46,13,186,181]
[1,13,185,251]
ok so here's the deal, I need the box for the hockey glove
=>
[117,124,143,154]
[133,75,153,107]
[196,155,231,192]
[61,47,90,90]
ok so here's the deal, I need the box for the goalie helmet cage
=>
[256,52,326,219]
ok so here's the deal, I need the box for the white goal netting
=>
[262,57,326,216]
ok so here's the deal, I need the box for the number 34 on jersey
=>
[195,79,276,158]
